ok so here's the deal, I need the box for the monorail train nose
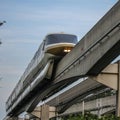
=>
[45,44,75,56]
[44,33,78,56]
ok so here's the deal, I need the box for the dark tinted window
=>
[45,34,77,45]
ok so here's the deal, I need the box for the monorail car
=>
[6,33,78,114]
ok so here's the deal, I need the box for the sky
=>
[0,0,118,119]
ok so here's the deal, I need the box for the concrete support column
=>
[41,104,49,120]
[31,105,56,120]
[82,101,85,116]
[96,98,102,118]
[116,61,120,117]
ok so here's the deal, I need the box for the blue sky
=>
[0,0,118,119]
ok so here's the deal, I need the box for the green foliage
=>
[60,113,120,120]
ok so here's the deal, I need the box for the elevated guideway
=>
[6,1,120,117]
[47,79,105,113]
[59,95,116,117]
[54,1,120,83]
[28,95,116,119]
[45,63,118,114]
[26,1,120,113]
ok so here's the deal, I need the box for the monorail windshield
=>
[45,34,77,45]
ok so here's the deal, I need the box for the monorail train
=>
[6,33,78,114]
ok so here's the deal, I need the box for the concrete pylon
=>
[91,63,118,90]
[31,104,56,120]
[41,104,49,120]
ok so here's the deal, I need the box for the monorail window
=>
[45,34,77,45]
